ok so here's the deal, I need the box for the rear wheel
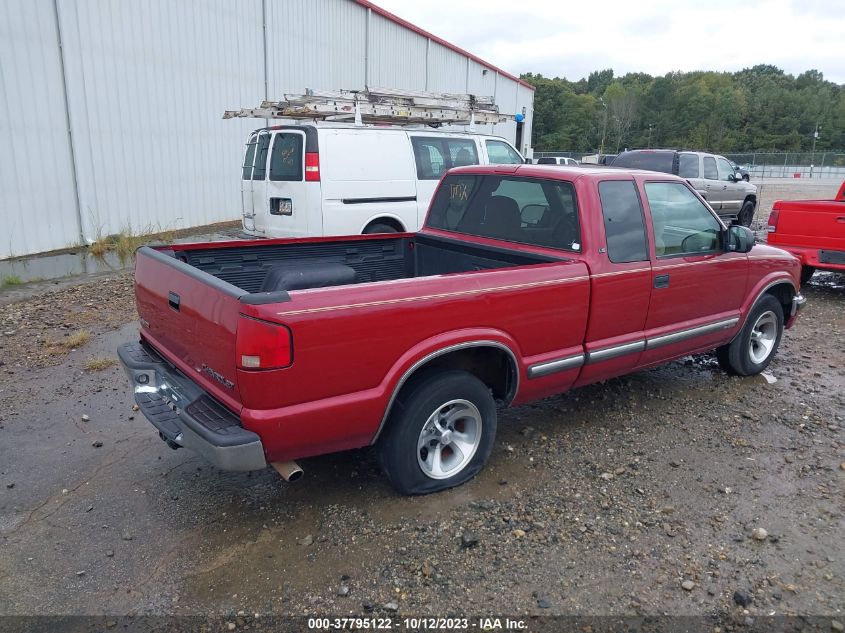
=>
[363,222,399,234]
[716,295,784,376]
[800,266,815,285]
[737,199,756,227]
[377,370,496,495]
[742,174,750,182]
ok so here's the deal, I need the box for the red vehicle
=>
[767,180,845,283]
[118,165,805,494]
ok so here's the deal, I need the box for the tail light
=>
[305,152,320,181]
[767,209,779,233]
[236,316,292,370]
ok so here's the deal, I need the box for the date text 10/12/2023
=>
[307,617,528,630]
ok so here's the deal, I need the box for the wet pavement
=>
[0,271,842,622]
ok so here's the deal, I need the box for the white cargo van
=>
[240,124,525,237]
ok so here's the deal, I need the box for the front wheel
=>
[377,370,496,495]
[716,295,784,376]
[737,200,756,227]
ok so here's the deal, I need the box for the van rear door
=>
[241,133,258,231]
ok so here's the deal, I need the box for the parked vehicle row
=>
[767,180,845,283]
[240,125,524,240]
[120,163,804,495]
[611,149,758,226]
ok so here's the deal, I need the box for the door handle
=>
[836,217,845,223]
[168,291,181,311]
[654,274,670,289]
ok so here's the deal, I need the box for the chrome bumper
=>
[117,341,267,471]
[791,293,806,317]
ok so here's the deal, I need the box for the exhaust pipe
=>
[272,460,303,482]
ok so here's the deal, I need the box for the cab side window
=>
[645,182,721,257]
[412,137,479,180]
[485,140,523,165]
[598,181,648,263]
[678,154,699,179]
[716,157,736,181]
[702,156,718,180]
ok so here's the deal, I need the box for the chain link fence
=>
[534,150,845,179]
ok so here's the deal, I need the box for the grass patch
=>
[84,356,117,371]
[89,225,178,262]
[1,275,23,287]
[46,329,91,354]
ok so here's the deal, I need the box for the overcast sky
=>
[374,0,845,84]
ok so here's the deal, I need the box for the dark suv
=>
[611,150,757,226]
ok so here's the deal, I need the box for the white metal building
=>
[0,0,535,259]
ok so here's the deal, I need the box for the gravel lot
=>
[0,181,842,630]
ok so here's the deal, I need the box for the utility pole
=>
[599,97,608,157]
[647,124,653,149]
[810,122,820,178]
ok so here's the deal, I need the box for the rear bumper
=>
[117,341,267,471]
[769,243,845,272]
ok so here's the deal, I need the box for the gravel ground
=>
[0,183,843,629]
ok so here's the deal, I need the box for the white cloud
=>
[372,0,845,83]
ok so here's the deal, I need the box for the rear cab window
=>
[412,137,479,180]
[644,182,722,257]
[598,180,648,263]
[426,174,580,251]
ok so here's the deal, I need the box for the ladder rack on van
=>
[222,88,512,126]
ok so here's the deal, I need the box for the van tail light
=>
[236,316,292,370]
[305,152,320,182]
[767,209,780,233]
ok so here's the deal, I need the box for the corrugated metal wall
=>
[0,0,533,259]
[0,0,80,257]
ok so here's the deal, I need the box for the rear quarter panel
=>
[238,259,590,460]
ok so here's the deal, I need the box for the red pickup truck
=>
[767,180,845,283]
[118,165,805,494]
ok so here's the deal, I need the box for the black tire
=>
[800,266,815,285]
[363,222,399,234]
[716,295,784,376]
[742,174,750,182]
[737,199,756,227]
[377,370,497,495]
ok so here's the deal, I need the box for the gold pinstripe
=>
[275,275,590,317]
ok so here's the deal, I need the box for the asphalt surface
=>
[0,268,843,628]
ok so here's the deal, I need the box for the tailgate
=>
[134,247,244,411]
[774,200,845,251]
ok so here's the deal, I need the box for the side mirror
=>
[727,173,738,182]
[727,225,755,253]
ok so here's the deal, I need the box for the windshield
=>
[612,151,675,174]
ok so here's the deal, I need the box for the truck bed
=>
[169,233,560,294]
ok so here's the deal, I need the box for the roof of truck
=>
[449,163,686,182]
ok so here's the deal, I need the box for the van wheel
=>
[363,222,399,234]
[377,370,496,495]
[800,266,815,285]
[743,174,750,182]
[737,200,756,227]
[716,295,783,376]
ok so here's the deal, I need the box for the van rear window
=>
[251,134,271,180]
[426,174,580,251]
[412,137,478,180]
[269,134,303,181]
[242,135,257,180]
